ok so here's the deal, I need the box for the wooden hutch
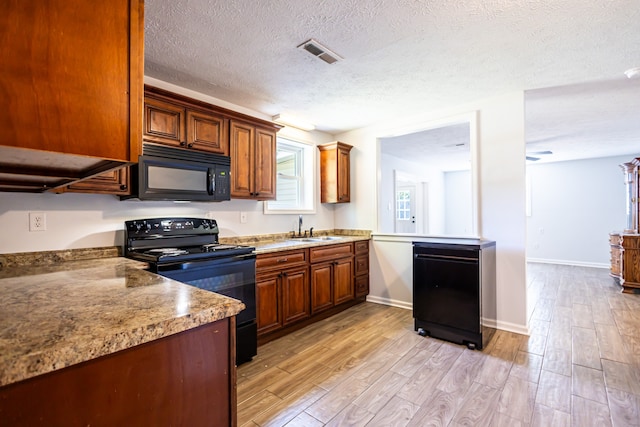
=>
[610,157,640,293]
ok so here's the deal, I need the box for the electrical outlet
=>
[29,212,46,231]
[240,212,248,224]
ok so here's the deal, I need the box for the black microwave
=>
[122,144,231,202]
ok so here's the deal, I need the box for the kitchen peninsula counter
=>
[0,254,244,388]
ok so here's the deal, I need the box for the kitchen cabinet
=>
[144,88,228,155]
[354,240,370,297]
[230,121,277,200]
[256,249,310,336]
[0,319,236,426]
[59,167,130,195]
[310,243,354,314]
[0,0,144,193]
[318,142,353,203]
[255,239,370,344]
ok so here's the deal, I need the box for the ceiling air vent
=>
[297,39,342,64]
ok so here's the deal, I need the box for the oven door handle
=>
[156,253,256,272]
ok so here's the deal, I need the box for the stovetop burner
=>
[124,217,254,265]
[145,248,189,257]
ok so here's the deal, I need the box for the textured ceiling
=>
[145,0,640,162]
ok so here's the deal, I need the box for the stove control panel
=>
[125,218,219,236]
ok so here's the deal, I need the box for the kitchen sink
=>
[288,236,344,243]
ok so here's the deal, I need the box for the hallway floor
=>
[238,264,640,426]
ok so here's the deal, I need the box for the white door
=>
[395,182,417,233]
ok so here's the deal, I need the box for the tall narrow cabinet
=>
[318,142,352,203]
[610,157,640,293]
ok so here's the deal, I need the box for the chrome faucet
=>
[298,215,302,236]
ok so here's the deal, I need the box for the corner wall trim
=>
[366,297,529,335]
[365,295,412,311]
[527,258,609,269]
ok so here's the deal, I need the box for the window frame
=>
[264,136,316,214]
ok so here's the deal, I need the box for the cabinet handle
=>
[180,141,187,146]
[277,258,288,263]
[120,185,127,190]
[187,143,193,148]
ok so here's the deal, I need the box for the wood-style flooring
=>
[237,263,640,426]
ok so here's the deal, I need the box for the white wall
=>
[444,170,472,235]
[526,155,629,267]
[336,92,528,334]
[0,78,337,254]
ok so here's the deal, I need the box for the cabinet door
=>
[256,274,281,335]
[0,0,142,162]
[253,128,277,199]
[230,121,255,198]
[282,267,310,325]
[187,111,228,154]
[310,263,333,315]
[337,146,351,202]
[333,258,354,305]
[63,167,130,195]
[143,98,186,147]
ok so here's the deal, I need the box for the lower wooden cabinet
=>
[256,265,310,335]
[256,273,281,335]
[282,267,310,325]
[256,249,310,336]
[354,240,370,297]
[311,257,354,314]
[0,319,236,426]
[256,240,369,344]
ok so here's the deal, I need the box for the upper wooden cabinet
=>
[318,142,353,203]
[0,0,144,192]
[61,167,130,196]
[143,86,281,199]
[230,121,277,200]
[143,92,228,155]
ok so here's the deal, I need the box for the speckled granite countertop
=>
[0,255,244,388]
[219,229,371,254]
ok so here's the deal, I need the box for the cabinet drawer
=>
[309,243,353,263]
[355,274,369,297]
[257,249,307,271]
[354,240,369,254]
[355,254,369,276]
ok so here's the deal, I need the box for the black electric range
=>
[124,217,257,365]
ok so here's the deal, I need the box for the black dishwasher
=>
[413,239,496,350]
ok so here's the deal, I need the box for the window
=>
[396,190,411,220]
[265,137,315,213]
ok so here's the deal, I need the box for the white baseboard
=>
[527,258,609,269]
[482,317,530,336]
[366,297,530,335]
[365,295,412,311]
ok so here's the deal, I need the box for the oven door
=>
[154,254,256,325]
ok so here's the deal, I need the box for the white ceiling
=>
[145,0,640,162]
